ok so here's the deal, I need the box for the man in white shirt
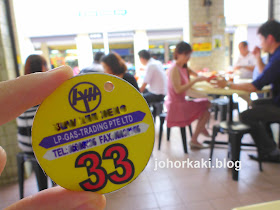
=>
[138,50,167,105]
[234,41,256,78]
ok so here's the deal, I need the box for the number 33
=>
[75,143,135,191]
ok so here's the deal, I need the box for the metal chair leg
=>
[158,115,165,150]
[17,153,24,199]
[210,125,219,162]
[167,127,171,141]
[180,127,188,154]
[229,133,242,181]
[188,125,193,137]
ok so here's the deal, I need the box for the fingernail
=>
[47,65,65,72]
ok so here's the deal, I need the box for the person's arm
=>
[241,65,255,72]
[188,67,198,77]
[216,58,280,93]
[170,67,207,94]
[215,77,257,92]
[256,57,266,74]
[0,66,106,210]
[253,47,266,74]
[140,82,147,93]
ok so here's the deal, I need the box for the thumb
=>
[5,186,106,210]
[0,65,73,126]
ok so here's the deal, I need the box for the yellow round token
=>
[32,73,154,194]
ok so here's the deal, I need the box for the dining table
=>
[192,78,271,123]
[191,78,271,180]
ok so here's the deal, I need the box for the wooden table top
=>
[192,79,271,96]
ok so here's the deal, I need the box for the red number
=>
[103,144,135,184]
[75,144,135,191]
[75,151,107,191]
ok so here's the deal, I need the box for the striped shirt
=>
[16,105,38,153]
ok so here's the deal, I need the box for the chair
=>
[209,121,262,181]
[211,97,239,121]
[149,101,164,123]
[158,112,193,154]
[17,152,48,199]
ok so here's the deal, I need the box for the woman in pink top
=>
[165,41,210,149]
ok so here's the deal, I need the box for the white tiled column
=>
[189,0,225,71]
[103,32,109,55]
[232,25,248,64]
[41,42,51,69]
[182,0,190,43]
[75,34,93,70]
[274,0,280,20]
[133,30,149,85]
[0,0,20,186]
[164,42,169,63]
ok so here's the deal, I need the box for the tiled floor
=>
[1,112,280,210]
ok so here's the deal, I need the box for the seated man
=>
[234,41,256,79]
[216,20,280,163]
[138,50,167,105]
[234,41,257,106]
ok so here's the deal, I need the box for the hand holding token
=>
[0,66,106,210]
[31,72,154,194]
[195,76,208,82]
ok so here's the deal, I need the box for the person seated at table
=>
[233,41,257,106]
[101,53,139,91]
[16,54,49,190]
[165,41,211,149]
[215,20,280,163]
[138,50,167,105]
[79,51,105,74]
[234,41,256,79]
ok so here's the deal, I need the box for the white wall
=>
[247,26,260,51]
[13,0,189,36]
[225,0,268,25]
[274,0,280,21]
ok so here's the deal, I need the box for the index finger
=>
[0,66,73,126]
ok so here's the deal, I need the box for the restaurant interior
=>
[1,0,280,209]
